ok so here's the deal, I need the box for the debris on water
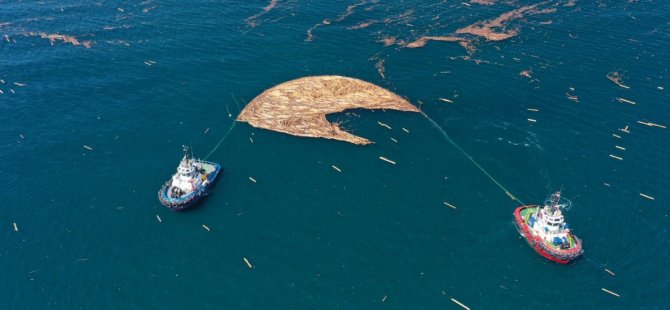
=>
[443,202,457,209]
[450,297,471,310]
[639,193,655,200]
[378,121,392,130]
[245,0,278,27]
[566,93,579,102]
[607,71,630,89]
[601,288,620,298]
[243,257,253,269]
[615,97,636,105]
[202,224,210,231]
[27,32,93,48]
[379,156,396,165]
[609,154,623,161]
[637,121,666,129]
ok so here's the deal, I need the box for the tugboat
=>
[158,146,221,211]
[513,191,583,264]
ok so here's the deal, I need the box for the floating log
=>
[249,177,257,183]
[443,202,457,209]
[601,288,620,297]
[604,268,616,276]
[439,98,454,103]
[609,154,623,160]
[331,165,342,172]
[639,193,655,200]
[451,298,471,310]
[379,156,396,165]
[637,121,666,129]
[202,224,211,231]
[527,108,539,112]
[156,215,162,223]
[390,137,398,143]
[83,145,94,151]
[402,128,410,133]
[615,145,625,150]
[615,97,636,105]
[527,118,537,123]
[377,121,392,130]
[13,222,18,232]
[243,257,253,269]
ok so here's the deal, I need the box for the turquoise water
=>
[2,0,669,308]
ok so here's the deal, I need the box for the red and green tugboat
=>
[514,191,583,264]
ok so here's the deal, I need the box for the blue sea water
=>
[1,0,669,308]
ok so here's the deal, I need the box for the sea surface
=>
[1,0,669,308]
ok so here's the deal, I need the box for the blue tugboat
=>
[158,146,221,211]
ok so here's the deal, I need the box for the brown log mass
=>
[245,0,279,27]
[455,3,549,41]
[27,32,92,48]
[405,36,464,48]
[237,76,419,145]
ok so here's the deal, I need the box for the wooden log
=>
[639,193,655,200]
[615,97,636,105]
[379,156,396,165]
[443,202,457,209]
[609,154,623,160]
[243,257,253,269]
[451,298,471,310]
[377,121,392,130]
[601,288,620,297]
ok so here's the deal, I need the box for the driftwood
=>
[237,76,420,145]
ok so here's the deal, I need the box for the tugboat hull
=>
[514,206,583,264]
[158,161,221,211]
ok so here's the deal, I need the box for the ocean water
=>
[2,0,669,308]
